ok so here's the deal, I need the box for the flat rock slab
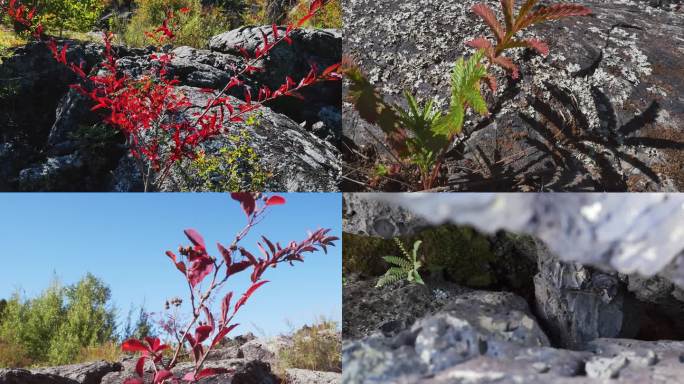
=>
[285,368,341,384]
[343,0,684,191]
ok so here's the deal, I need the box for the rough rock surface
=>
[0,26,341,191]
[343,277,684,383]
[533,245,641,348]
[342,193,428,238]
[0,369,78,384]
[343,0,684,191]
[33,361,122,384]
[363,193,684,288]
[285,368,341,384]
[343,277,551,383]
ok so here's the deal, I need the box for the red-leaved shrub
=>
[120,193,338,383]
[2,0,341,191]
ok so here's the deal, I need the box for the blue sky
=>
[0,193,341,338]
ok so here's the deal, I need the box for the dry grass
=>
[0,26,26,64]
[243,0,341,29]
[75,342,122,364]
[0,339,33,368]
[277,319,341,374]
[287,0,341,29]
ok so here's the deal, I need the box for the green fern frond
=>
[382,256,412,268]
[376,271,404,288]
[376,238,425,288]
[432,51,489,138]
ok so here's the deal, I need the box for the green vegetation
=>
[120,0,233,48]
[277,319,341,374]
[184,125,269,192]
[0,274,117,367]
[376,238,425,288]
[243,0,341,28]
[35,0,106,37]
[433,50,490,138]
[0,26,26,64]
[345,51,491,190]
[344,225,499,288]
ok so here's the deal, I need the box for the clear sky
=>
[0,193,341,338]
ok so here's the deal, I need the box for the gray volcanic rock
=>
[153,86,340,192]
[533,246,640,348]
[285,368,341,384]
[32,361,121,384]
[342,193,428,238]
[374,193,684,287]
[209,27,342,141]
[343,0,684,191]
[343,274,469,340]
[0,25,341,191]
[343,278,551,383]
[100,357,279,384]
[0,369,78,384]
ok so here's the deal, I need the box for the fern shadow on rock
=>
[451,82,683,191]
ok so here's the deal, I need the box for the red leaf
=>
[234,281,269,314]
[211,323,239,347]
[265,195,286,206]
[196,368,231,379]
[124,379,144,384]
[195,325,213,343]
[227,260,251,276]
[221,292,233,322]
[122,339,149,353]
[217,243,232,267]
[184,229,206,249]
[230,193,255,217]
[187,256,214,288]
[135,356,145,377]
[153,370,174,384]
[466,37,494,58]
[239,247,258,265]
[472,4,504,43]
[322,63,341,77]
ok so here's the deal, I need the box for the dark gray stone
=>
[343,0,684,191]
[0,369,78,384]
[32,361,121,384]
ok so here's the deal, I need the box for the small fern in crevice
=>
[376,238,425,288]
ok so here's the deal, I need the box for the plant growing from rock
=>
[121,193,338,383]
[376,238,424,288]
[345,0,591,191]
[467,0,591,80]
[2,0,341,191]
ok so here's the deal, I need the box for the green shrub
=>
[122,0,232,48]
[286,0,341,28]
[0,274,117,367]
[243,0,341,28]
[183,126,269,192]
[37,0,106,36]
[278,319,340,373]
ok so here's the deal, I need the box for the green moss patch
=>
[344,225,500,288]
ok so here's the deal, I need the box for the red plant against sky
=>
[121,193,338,383]
[1,0,341,191]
